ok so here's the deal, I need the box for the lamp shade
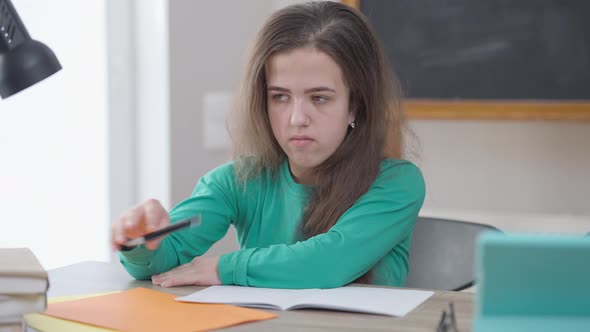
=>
[0,39,61,98]
[0,0,62,99]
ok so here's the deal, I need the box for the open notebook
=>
[177,285,434,317]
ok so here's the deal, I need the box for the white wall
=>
[133,0,171,209]
[0,0,110,269]
[412,121,590,234]
[412,120,590,215]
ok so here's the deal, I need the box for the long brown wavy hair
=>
[229,1,407,283]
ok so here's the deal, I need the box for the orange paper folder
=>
[43,287,277,332]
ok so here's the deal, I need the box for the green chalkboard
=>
[360,0,590,101]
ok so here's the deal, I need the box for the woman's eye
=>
[312,95,329,103]
[272,94,289,102]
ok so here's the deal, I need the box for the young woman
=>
[112,1,425,289]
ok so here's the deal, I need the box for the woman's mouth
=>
[290,136,314,146]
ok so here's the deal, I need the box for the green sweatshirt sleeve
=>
[217,162,425,289]
[118,163,237,280]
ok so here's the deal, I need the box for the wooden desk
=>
[44,261,473,331]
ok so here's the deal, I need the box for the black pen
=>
[120,216,201,251]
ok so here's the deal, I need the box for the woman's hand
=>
[111,199,170,251]
[151,256,222,287]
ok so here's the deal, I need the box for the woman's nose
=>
[290,99,310,127]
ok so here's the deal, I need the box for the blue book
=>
[475,232,590,332]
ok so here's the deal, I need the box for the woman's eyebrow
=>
[304,87,336,93]
[267,86,336,93]
[267,86,290,92]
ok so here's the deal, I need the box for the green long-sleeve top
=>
[119,159,425,289]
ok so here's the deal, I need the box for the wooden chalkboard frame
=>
[342,0,590,121]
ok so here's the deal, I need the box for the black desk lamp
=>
[0,0,61,99]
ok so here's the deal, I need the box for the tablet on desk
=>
[474,232,590,332]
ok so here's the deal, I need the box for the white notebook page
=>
[177,285,433,316]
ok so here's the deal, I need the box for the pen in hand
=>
[119,216,201,251]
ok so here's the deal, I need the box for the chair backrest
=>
[405,217,500,291]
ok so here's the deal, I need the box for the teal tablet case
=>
[475,232,590,332]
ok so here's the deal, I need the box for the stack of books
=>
[0,248,48,332]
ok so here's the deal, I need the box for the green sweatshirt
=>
[119,159,425,289]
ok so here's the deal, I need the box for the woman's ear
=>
[348,104,357,125]
[348,91,358,124]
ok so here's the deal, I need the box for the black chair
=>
[405,216,501,291]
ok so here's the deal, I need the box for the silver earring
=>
[349,121,356,129]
